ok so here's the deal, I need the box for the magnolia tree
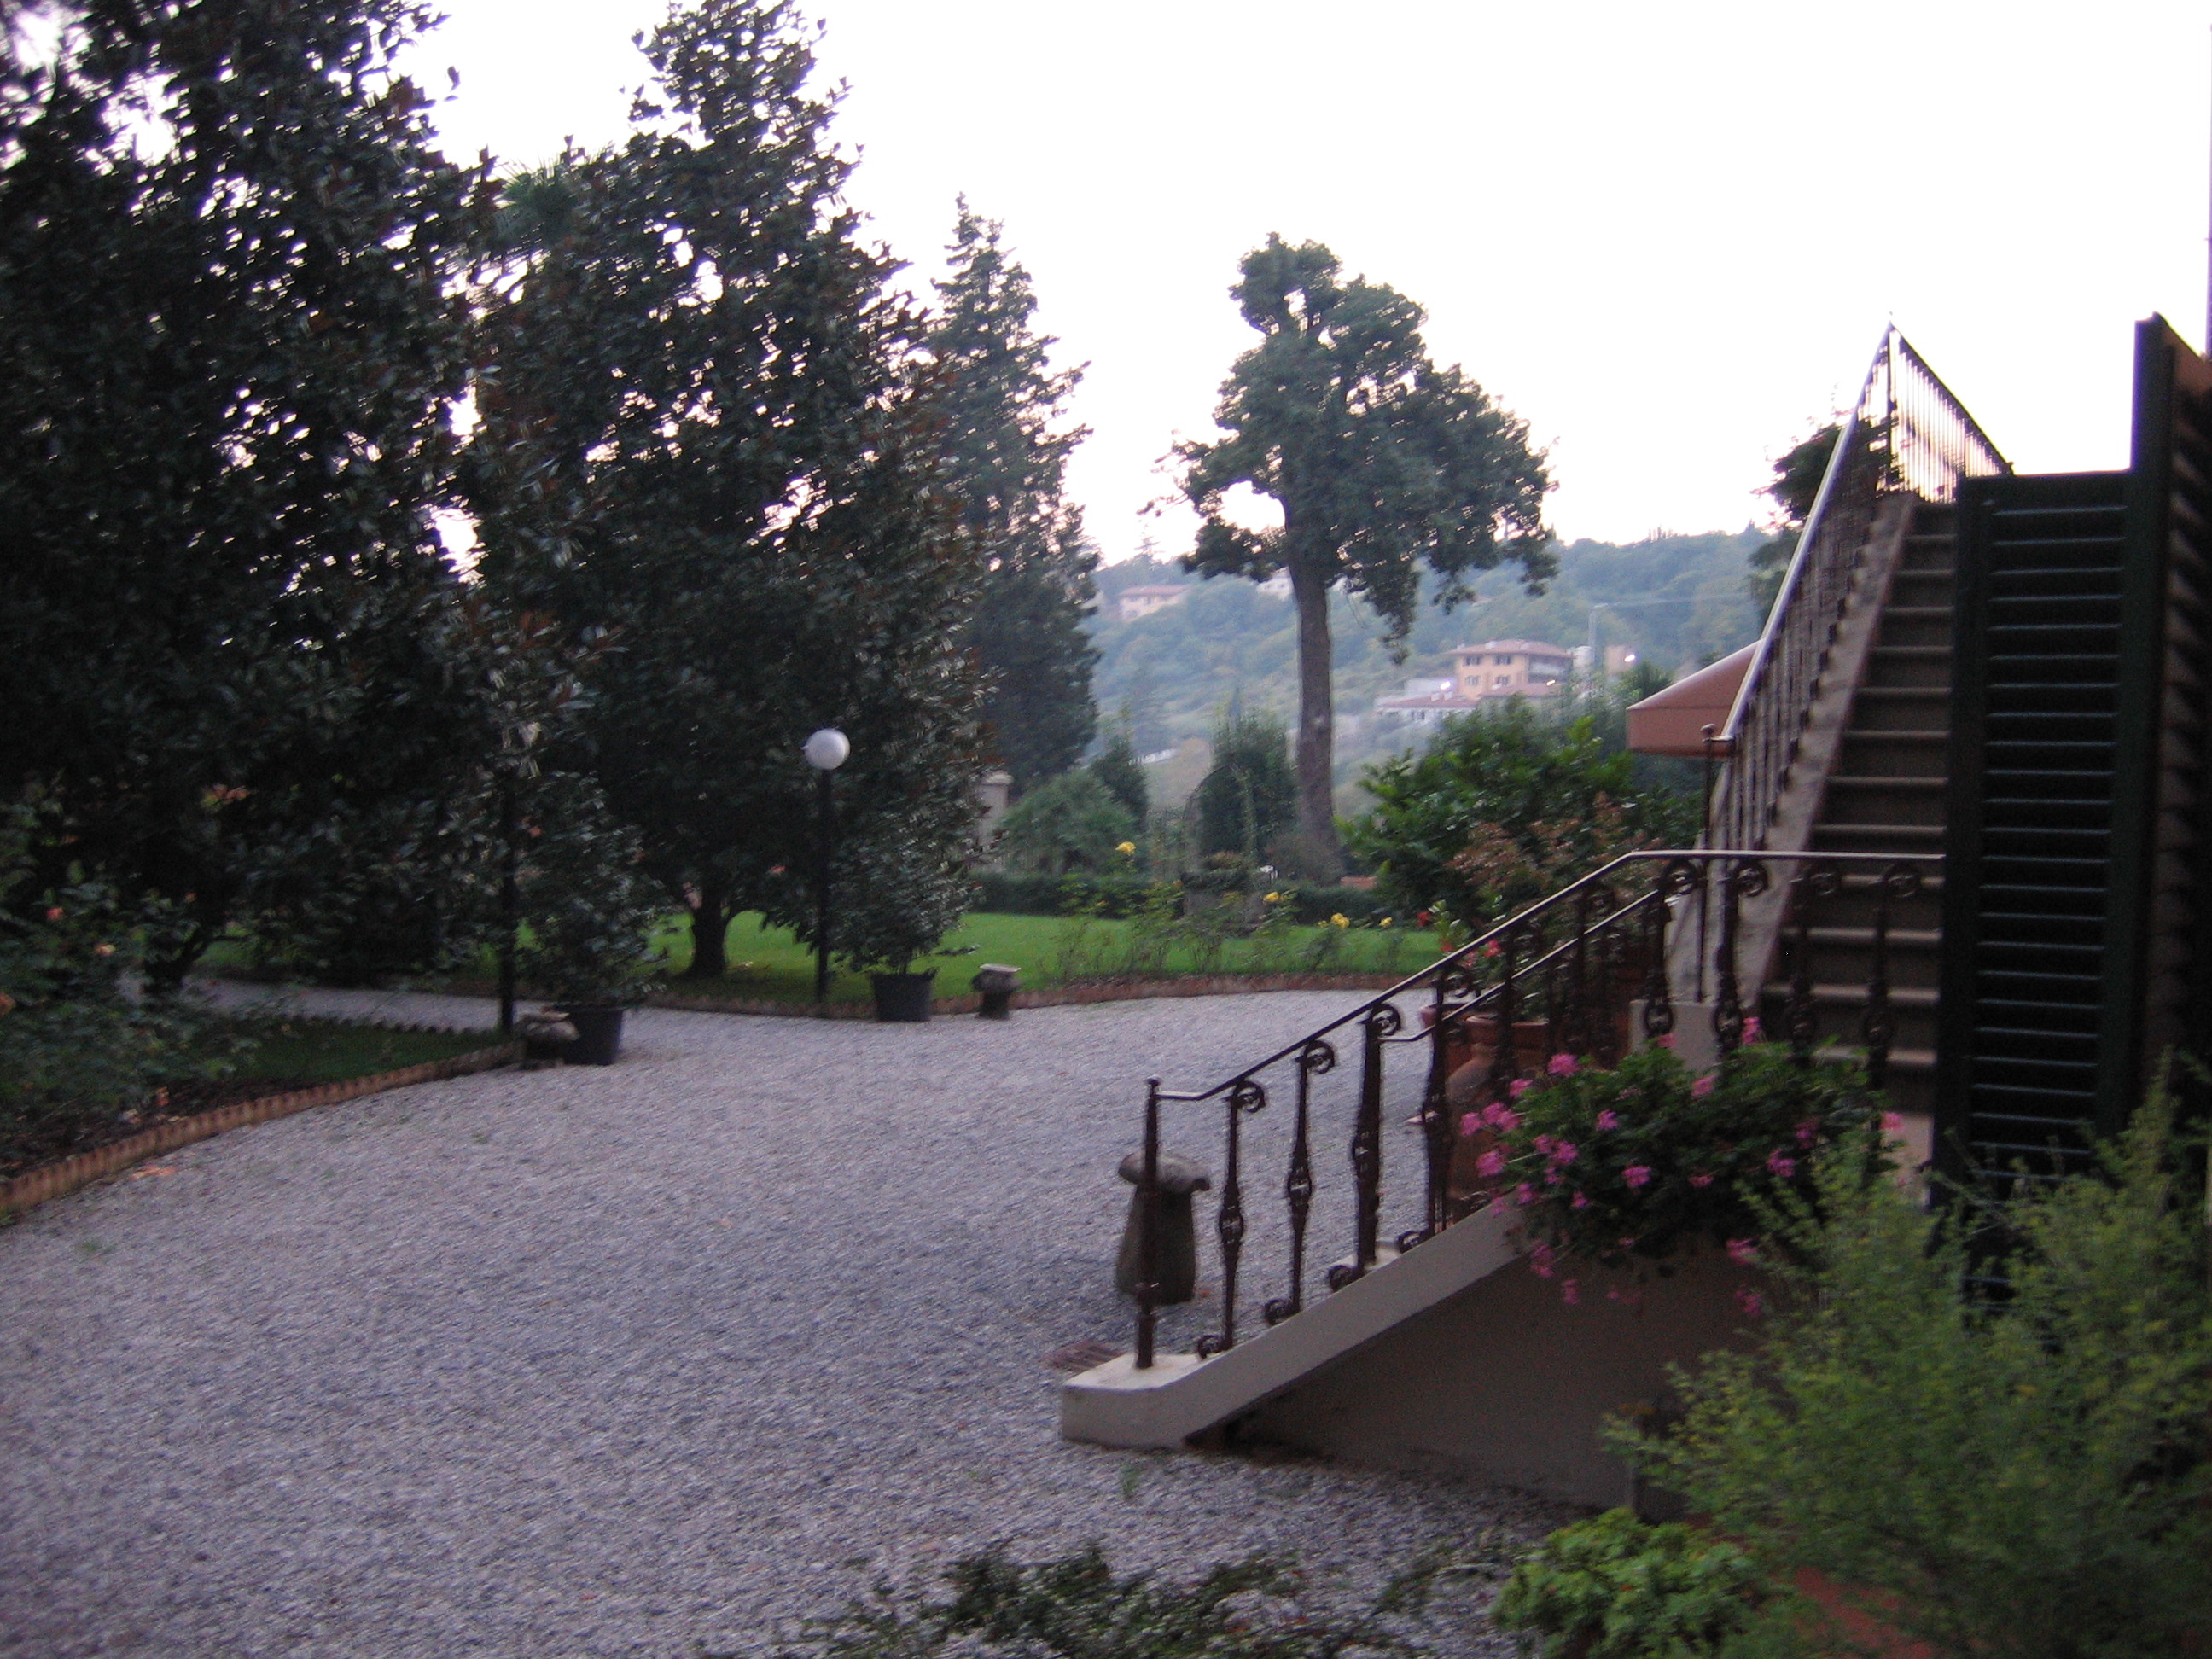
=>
[0,0,493,985]
[469,0,993,981]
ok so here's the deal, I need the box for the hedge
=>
[972,873,1399,926]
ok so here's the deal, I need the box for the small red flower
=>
[1621,1164,1651,1189]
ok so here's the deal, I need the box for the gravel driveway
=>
[1,989,1573,1657]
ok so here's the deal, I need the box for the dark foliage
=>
[468,0,992,981]
[1747,422,1840,613]
[1348,701,1695,933]
[0,0,492,983]
[1196,713,1297,861]
[1087,722,1149,830]
[928,203,1098,792]
[1178,236,1551,872]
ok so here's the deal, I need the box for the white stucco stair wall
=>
[1059,1202,1521,1451]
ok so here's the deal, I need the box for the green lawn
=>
[656,910,1441,1004]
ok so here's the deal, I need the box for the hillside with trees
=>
[1090,526,1767,806]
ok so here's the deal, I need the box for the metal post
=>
[497,777,518,1036]
[813,768,834,1003]
[1135,1082,1161,1370]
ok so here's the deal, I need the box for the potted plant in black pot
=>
[515,774,665,1063]
[828,826,975,1024]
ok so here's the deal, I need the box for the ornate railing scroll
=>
[1126,847,1942,1368]
[1708,328,2009,854]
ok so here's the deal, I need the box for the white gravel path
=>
[1,989,1575,1657]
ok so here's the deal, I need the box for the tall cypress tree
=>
[926,203,1098,794]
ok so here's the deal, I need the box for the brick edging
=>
[647,971,1408,1021]
[0,1041,524,1220]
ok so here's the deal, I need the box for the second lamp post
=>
[803,726,850,1002]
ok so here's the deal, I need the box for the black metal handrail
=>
[1129,847,1941,1368]
[1708,329,2008,852]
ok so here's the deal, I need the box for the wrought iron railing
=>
[1127,848,1939,1369]
[1708,329,2009,852]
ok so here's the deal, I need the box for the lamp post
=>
[803,727,850,1001]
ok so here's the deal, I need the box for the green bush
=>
[1618,1090,2212,1657]
[996,771,1138,875]
[975,872,1153,917]
[1348,704,1694,933]
[1492,1508,1770,1658]
[1281,883,1394,926]
[0,806,232,1172]
[746,1541,1473,1659]
[1196,712,1296,861]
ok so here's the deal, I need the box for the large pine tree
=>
[1179,237,1551,876]
[926,204,1098,794]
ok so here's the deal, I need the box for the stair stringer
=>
[1679,494,1921,1003]
[1059,1202,1520,1451]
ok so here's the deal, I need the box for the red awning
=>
[1626,644,1755,757]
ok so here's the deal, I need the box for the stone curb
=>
[0,1041,524,1220]
[647,971,1409,1021]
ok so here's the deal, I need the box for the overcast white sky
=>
[407,1,2212,561]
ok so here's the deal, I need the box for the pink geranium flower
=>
[1741,1016,1762,1043]
[1515,1183,1536,1207]
[1570,1191,1590,1209]
[1794,1116,1820,1148]
[1689,1172,1714,1188]
[1654,1032,1677,1051]
[1559,1278,1580,1305]
[1528,1242,1555,1278]
[1726,1237,1760,1266]
[1595,1109,1621,1132]
[1547,1052,1580,1077]
[1510,1078,1534,1099]
[1691,1074,1717,1098]
[1481,1103,1522,1132]
[1547,1140,1579,1167]
[1476,1148,1508,1179]
[1735,1286,1765,1318]
[1881,1110,1906,1136]
[1459,1113,1482,1138]
[1767,1150,1797,1178]
[1622,1164,1652,1189]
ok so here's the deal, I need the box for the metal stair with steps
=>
[1759,505,1959,1119]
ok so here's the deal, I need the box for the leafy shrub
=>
[996,770,1140,875]
[0,808,232,1171]
[1196,713,1296,861]
[1492,1508,1770,1658]
[1281,883,1393,926]
[1619,1090,2212,1658]
[514,771,669,1004]
[974,871,1154,917]
[1348,705,1694,933]
[1475,1039,1883,1278]
[745,1542,1476,1659]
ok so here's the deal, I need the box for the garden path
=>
[0,988,1569,1657]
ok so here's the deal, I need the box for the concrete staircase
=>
[1761,504,1957,1121]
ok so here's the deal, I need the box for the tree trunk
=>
[684,877,731,981]
[1289,559,1341,878]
